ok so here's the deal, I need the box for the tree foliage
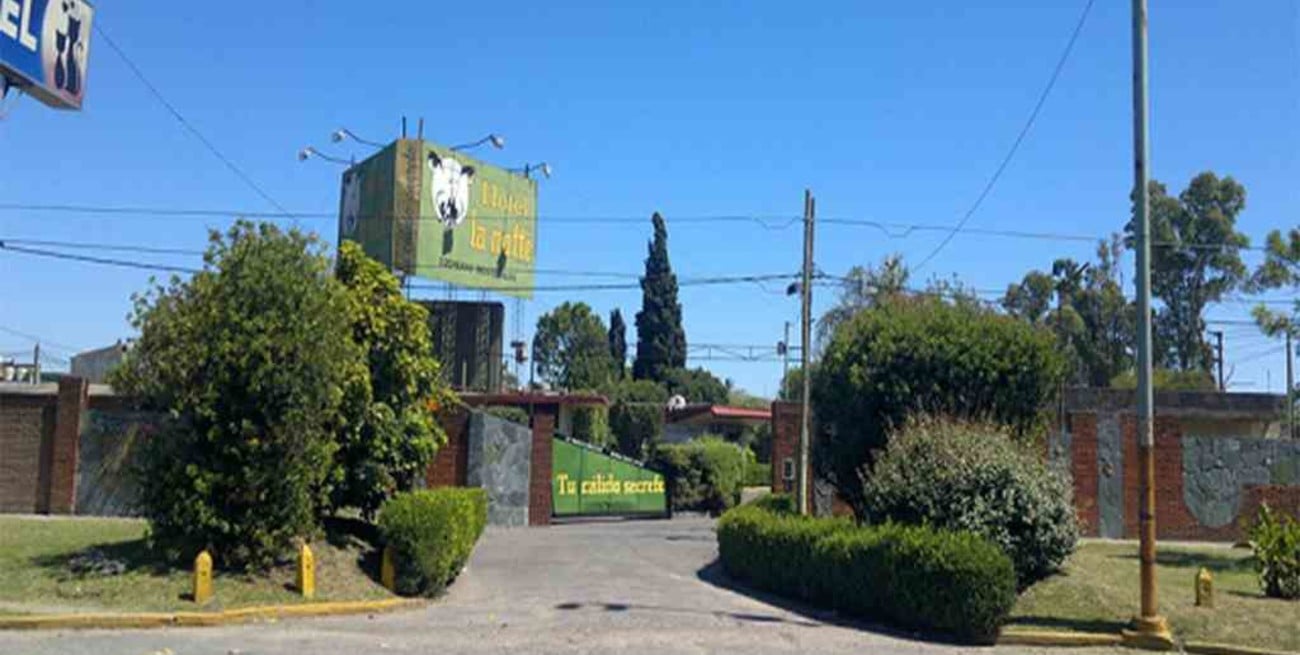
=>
[110,222,359,569]
[817,254,910,348]
[812,298,1065,516]
[633,212,686,382]
[1003,237,1134,387]
[608,308,628,380]
[533,301,615,391]
[663,366,729,405]
[1126,172,1250,371]
[606,378,667,458]
[332,241,452,519]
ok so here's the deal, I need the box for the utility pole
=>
[1125,0,1172,647]
[32,343,40,385]
[1288,331,1295,439]
[1211,330,1224,391]
[797,189,815,516]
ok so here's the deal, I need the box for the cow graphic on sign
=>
[427,151,475,227]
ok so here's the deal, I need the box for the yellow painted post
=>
[1195,567,1213,607]
[381,545,396,592]
[297,543,315,599]
[193,550,213,604]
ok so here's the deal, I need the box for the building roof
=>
[668,403,771,426]
[462,391,610,408]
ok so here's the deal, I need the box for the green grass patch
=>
[0,516,394,616]
[1009,541,1299,652]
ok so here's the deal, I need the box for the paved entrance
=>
[0,517,1118,654]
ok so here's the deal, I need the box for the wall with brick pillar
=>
[0,388,57,512]
[769,402,806,498]
[48,377,88,514]
[1060,388,1298,542]
[528,405,557,526]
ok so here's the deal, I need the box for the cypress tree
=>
[608,308,628,379]
[633,213,686,382]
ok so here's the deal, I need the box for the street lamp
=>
[509,162,552,179]
[331,127,385,149]
[297,147,352,165]
[451,134,506,152]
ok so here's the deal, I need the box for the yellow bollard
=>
[1195,567,1213,607]
[193,550,213,604]
[381,544,396,592]
[297,542,315,599]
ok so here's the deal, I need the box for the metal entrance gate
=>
[551,437,667,517]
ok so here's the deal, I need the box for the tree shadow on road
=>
[693,559,972,647]
[552,599,821,627]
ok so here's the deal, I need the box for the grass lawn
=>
[0,516,394,616]
[1008,540,1299,652]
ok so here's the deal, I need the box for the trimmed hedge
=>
[747,493,795,515]
[651,437,746,514]
[717,504,1017,643]
[378,488,488,597]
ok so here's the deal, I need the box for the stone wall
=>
[75,408,161,516]
[466,413,532,527]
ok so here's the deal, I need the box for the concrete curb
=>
[997,629,1124,648]
[1184,641,1299,655]
[0,598,425,631]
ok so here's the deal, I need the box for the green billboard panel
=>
[336,139,537,298]
[552,438,666,517]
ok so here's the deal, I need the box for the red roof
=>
[708,405,772,420]
[667,403,771,425]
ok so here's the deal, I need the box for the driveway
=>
[0,517,1118,655]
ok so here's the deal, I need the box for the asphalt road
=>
[0,516,1119,655]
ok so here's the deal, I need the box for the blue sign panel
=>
[1,0,93,110]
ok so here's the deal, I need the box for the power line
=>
[0,325,82,354]
[912,0,1097,273]
[92,24,292,218]
[409,273,797,294]
[822,218,1270,252]
[0,238,205,256]
[0,242,200,274]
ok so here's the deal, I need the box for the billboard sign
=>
[337,138,537,299]
[552,437,667,517]
[0,0,93,110]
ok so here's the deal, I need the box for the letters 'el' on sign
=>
[0,0,94,110]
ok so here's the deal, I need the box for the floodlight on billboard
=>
[337,139,538,299]
[0,0,93,110]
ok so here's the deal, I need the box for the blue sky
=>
[1,0,1296,397]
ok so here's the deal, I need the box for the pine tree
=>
[633,213,686,382]
[608,308,628,379]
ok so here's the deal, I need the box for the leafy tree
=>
[818,254,909,348]
[606,378,668,458]
[608,308,628,379]
[533,301,615,391]
[633,213,686,382]
[332,241,452,519]
[664,366,729,405]
[812,297,1064,517]
[1110,368,1216,391]
[727,388,771,410]
[1003,237,1134,387]
[1126,172,1250,371]
[1248,228,1299,433]
[778,365,810,402]
[110,222,360,569]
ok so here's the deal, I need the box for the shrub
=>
[111,222,359,570]
[651,437,746,514]
[741,452,770,488]
[483,405,530,426]
[606,379,667,458]
[378,489,488,597]
[717,504,1016,643]
[812,298,1064,515]
[862,419,1078,586]
[570,405,611,447]
[747,492,795,515]
[331,241,452,519]
[1248,503,1300,599]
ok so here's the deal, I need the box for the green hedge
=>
[378,488,488,597]
[717,504,1017,643]
[747,493,795,515]
[651,437,746,514]
[741,454,770,488]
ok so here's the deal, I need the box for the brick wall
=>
[0,392,56,512]
[1063,393,1299,541]
[428,407,470,488]
[769,402,800,495]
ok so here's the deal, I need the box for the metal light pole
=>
[1125,0,1172,647]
